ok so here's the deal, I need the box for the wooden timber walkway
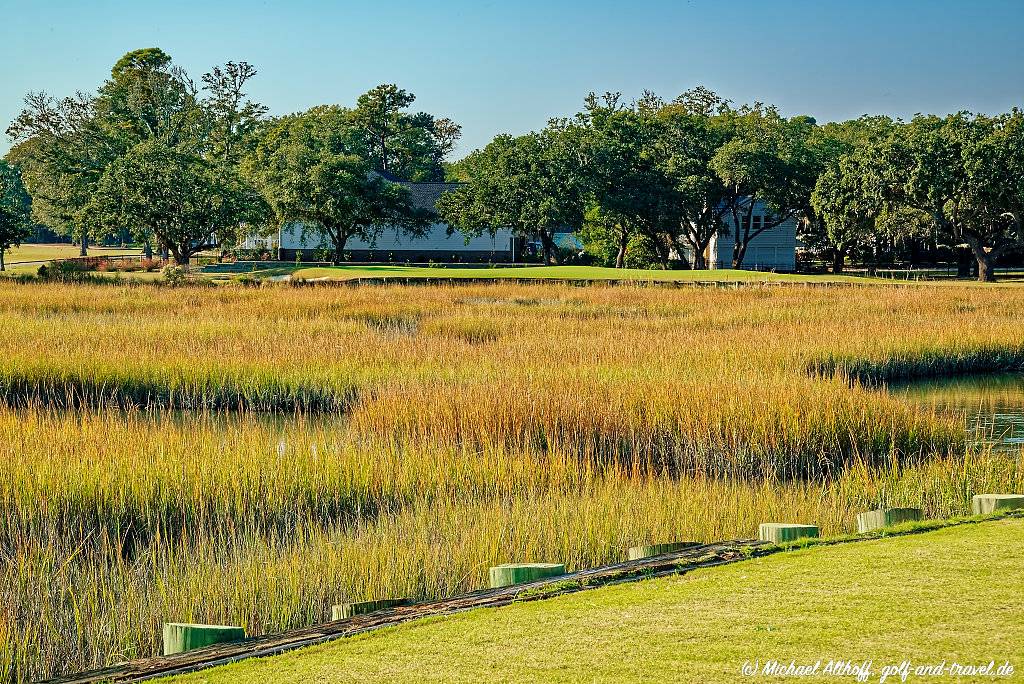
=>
[45,539,771,683]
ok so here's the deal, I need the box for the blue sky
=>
[2,0,1023,158]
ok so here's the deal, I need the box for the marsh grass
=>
[2,280,1024,680]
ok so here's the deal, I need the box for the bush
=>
[37,260,102,283]
[161,265,187,287]
[624,234,662,270]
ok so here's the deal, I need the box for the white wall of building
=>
[707,209,798,271]
[279,223,515,254]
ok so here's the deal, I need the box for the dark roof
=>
[375,170,406,183]
[397,181,460,212]
[370,170,461,212]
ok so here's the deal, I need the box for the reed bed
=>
[1,280,1023,681]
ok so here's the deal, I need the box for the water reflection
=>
[887,373,1024,450]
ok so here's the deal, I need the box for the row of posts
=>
[162,492,1024,656]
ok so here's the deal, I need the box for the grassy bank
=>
[284,264,871,282]
[3,244,140,265]
[2,406,1022,681]
[2,280,1024,680]
[163,518,1024,684]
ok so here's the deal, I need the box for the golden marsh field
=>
[1,280,1023,681]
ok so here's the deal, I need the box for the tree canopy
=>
[437,126,587,264]
[245,106,432,265]
[352,84,461,182]
[6,58,1024,282]
[6,48,266,260]
[0,160,32,271]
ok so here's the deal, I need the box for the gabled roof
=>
[397,181,460,213]
[372,170,461,213]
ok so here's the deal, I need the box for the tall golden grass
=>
[1,280,1023,681]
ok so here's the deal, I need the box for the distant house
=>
[277,179,522,263]
[699,201,798,271]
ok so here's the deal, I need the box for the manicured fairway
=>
[167,518,1024,684]
[4,243,140,264]
[288,264,869,283]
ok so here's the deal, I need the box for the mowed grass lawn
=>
[288,264,872,283]
[4,243,141,264]
[169,519,1024,684]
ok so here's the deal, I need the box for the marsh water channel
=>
[39,372,1024,457]
[57,371,1024,458]
[887,373,1024,451]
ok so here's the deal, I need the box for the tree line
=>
[2,48,458,267]
[3,48,1023,281]
[441,88,1024,281]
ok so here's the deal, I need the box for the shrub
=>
[161,265,187,287]
[624,234,662,270]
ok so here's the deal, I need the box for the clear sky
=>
[2,0,1023,159]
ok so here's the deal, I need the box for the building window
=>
[752,215,762,232]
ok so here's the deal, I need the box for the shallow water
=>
[887,373,1024,450]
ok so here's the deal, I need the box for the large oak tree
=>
[7,48,266,258]
[89,140,267,265]
[0,161,32,271]
[883,113,1024,282]
[246,106,431,264]
[438,125,587,265]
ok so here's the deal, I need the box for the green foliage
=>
[162,264,187,286]
[579,93,675,269]
[656,95,736,268]
[623,233,662,270]
[6,48,269,257]
[880,112,1024,280]
[0,161,32,270]
[810,150,882,272]
[36,259,102,284]
[89,140,268,265]
[245,106,431,265]
[437,126,587,264]
[711,107,820,268]
[352,84,461,181]
[579,206,619,267]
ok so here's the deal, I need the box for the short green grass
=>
[287,264,872,283]
[3,243,140,264]
[167,518,1024,684]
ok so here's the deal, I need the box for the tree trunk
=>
[690,241,707,270]
[79,229,88,257]
[653,236,670,269]
[673,241,691,270]
[831,246,846,274]
[144,242,153,260]
[976,252,996,282]
[614,229,628,269]
[170,246,189,266]
[732,241,748,269]
[539,231,559,265]
[332,230,349,266]
[962,233,999,283]
[0,249,5,272]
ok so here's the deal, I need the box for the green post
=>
[856,508,923,533]
[162,623,245,656]
[758,523,819,544]
[489,563,566,588]
[971,494,1024,515]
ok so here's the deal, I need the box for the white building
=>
[277,181,520,263]
[702,202,798,271]
[270,179,796,270]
